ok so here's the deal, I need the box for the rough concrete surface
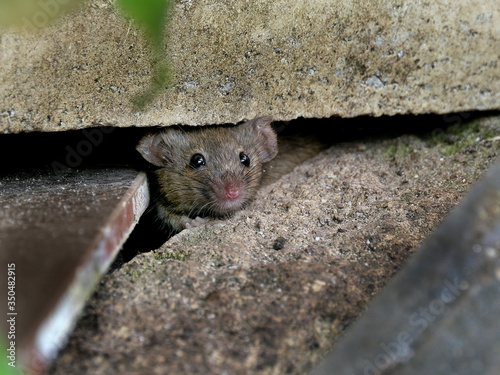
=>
[1,0,499,133]
[47,113,500,374]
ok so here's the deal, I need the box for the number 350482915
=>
[7,263,15,311]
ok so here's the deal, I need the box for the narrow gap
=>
[115,111,487,268]
[0,112,487,270]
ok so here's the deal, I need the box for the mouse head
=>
[136,116,277,168]
[136,116,278,217]
[137,116,278,167]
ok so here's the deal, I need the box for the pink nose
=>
[225,185,240,199]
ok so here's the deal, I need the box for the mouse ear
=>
[242,116,278,163]
[136,131,168,167]
[137,128,188,167]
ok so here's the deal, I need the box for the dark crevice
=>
[111,206,171,270]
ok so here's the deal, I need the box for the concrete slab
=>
[0,0,499,133]
[0,168,149,373]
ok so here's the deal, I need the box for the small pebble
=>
[273,237,286,250]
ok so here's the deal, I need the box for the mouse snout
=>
[224,183,241,200]
[210,171,247,215]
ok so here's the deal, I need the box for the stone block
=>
[0,0,499,133]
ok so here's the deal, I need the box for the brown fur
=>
[136,116,278,233]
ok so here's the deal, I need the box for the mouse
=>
[136,116,278,233]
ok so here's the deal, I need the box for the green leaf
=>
[116,0,172,109]
[116,0,169,52]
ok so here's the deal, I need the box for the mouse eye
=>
[189,153,206,169]
[240,152,250,167]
